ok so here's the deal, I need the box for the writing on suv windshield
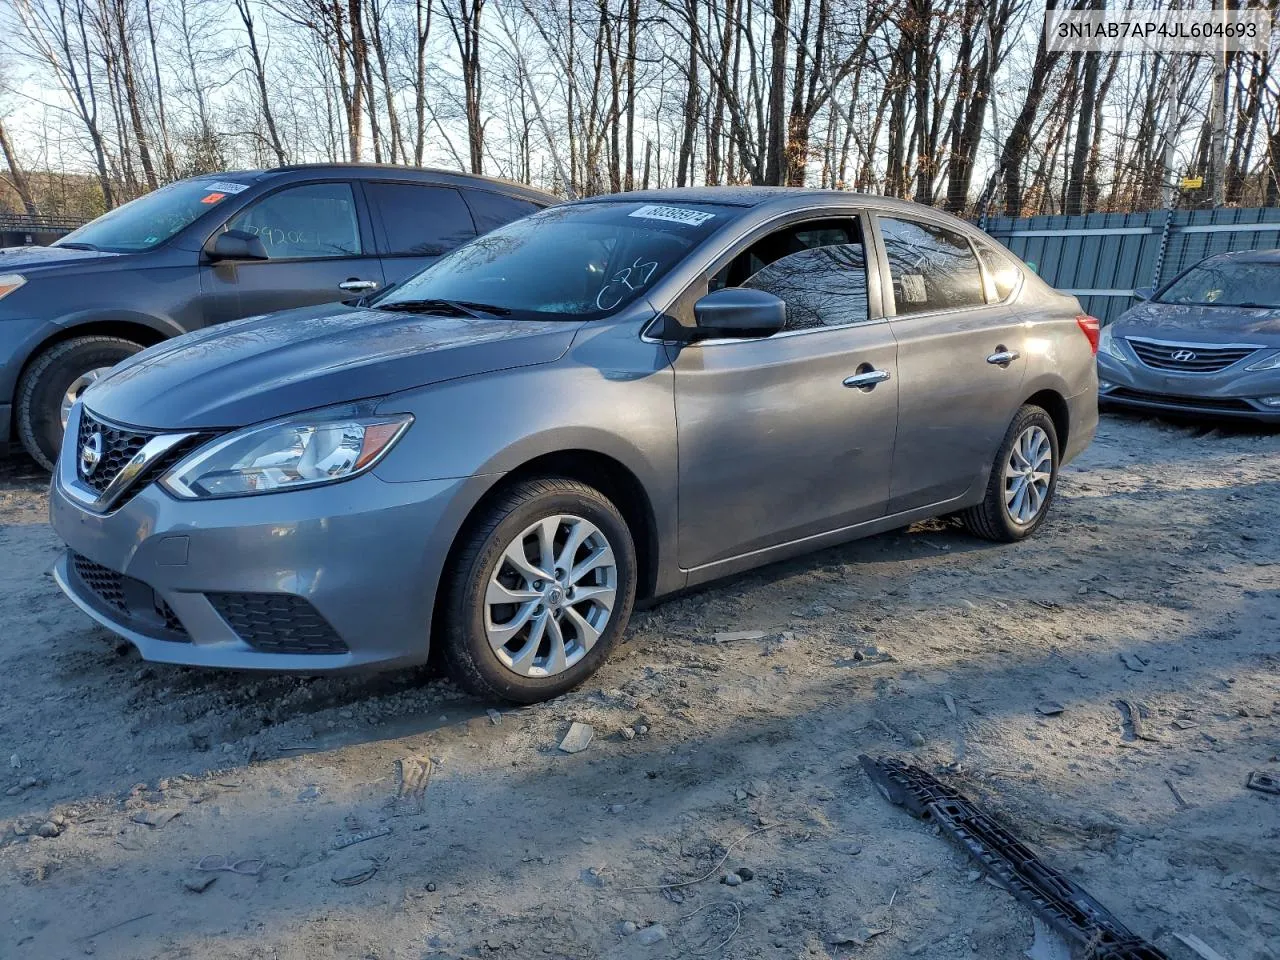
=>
[373,201,739,320]
[1159,260,1280,309]
[57,179,251,253]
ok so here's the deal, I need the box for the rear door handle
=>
[986,348,1020,366]
[339,279,379,292]
[843,369,892,389]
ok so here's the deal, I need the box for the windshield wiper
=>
[56,241,99,251]
[375,298,511,319]
[1233,302,1278,309]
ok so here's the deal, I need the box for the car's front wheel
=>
[440,477,637,703]
[959,404,1060,542]
[16,336,144,470]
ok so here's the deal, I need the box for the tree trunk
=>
[0,118,39,215]
[763,0,790,184]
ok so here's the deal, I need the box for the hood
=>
[0,244,124,271]
[83,303,581,429]
[1114,299,1280,341]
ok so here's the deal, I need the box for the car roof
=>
[200,164,556,203]
[1200,248,1280,265]
[572,186,980,228]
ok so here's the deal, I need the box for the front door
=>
[671,216,899,570]
[874,214,1028,513]
[199,181,384,325]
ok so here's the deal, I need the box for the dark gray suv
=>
[0,165,552,468]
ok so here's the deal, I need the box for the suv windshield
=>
[56,177,254,253]
[373,200,739,320]
[1158,259,1280,308]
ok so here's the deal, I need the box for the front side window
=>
[225,182,361,260]
[56,177,255,253]
[1158,259,1280,308]
[373,200,737,320]
[879,216,985,315]
[716,219,869,330]
[366,182,475,256]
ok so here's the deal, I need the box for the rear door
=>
[671,214,899,570]
[199,180,383,324]
[874,213,1028,513]
[364,181,477,286]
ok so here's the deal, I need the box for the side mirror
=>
[207,229,269,262]
[691,288,786,340]
[1132,286,1153,302]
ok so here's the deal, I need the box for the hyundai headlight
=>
[1246,351,1280,372]
[162,410,413,498]
[1098,324,1127,362]
[0,274,26,300]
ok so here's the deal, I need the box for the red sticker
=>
[200,192,226,204]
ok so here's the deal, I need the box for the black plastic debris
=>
[858,755,1169,960]
[1246,771,1280,796]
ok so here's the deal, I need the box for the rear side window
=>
[879,216,985,315]
[976,243,1022,301]
[225,182,361,259]
[366,182,476,256]
[464,190,542,233]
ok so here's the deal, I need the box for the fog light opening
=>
[1098,381,1116,393]
[1257,395,1280,407]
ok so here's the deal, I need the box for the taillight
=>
[1076,314,1100,355]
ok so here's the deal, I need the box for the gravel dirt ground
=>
[1,413,1278,960]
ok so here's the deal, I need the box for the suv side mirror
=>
[691,288,786,340]
[207,229,269,263]
[1132,286,1153,302]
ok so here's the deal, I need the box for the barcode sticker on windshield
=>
[628,204,716,227]
[203,181,250,195]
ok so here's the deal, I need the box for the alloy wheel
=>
[1003,425,1053,525]
[484,514,618,678]
[60,367,112,430]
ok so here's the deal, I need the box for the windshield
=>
[372,200,740,320]
[56,177,254,253]
[1158,259,1280,308]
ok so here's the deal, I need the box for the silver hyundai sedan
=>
[1097,249,1280,420]
[50,189,1098,703]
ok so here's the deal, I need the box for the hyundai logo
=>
[1170,349,1197,362]
[79,432,103,477]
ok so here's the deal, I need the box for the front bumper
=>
[1097,352,1280,422]
[50,468,491,671]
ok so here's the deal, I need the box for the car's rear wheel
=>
[440,477,637,703]
[958,404,1059,542]
[16,336,144,470]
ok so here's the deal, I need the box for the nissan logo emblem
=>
[1170,349,1197,362]
[79,431,104,476]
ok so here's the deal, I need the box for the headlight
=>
[1246,351,1280,372]
[1098,324,1127,362]
[0,274,26,300]
[162,410,413,498]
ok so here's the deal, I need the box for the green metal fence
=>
[980,207,1280,323]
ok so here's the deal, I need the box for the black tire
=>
[440,477,637,703]
[16,336,144,470]
[958,404,1060,543]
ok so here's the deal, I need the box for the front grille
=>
[1107,388,1257,412]
[207,593,349,655]
[1125,337,1259,374]
[76,409,154,494]
[69,552,189,641]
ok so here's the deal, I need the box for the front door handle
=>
[339,279,379,292]
[986,347,1020,366]
[843,369,892,389]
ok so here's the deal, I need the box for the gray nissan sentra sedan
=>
[50,189,1098,703]
[1097,249,1280,421]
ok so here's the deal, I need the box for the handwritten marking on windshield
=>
[595,258,660,311]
